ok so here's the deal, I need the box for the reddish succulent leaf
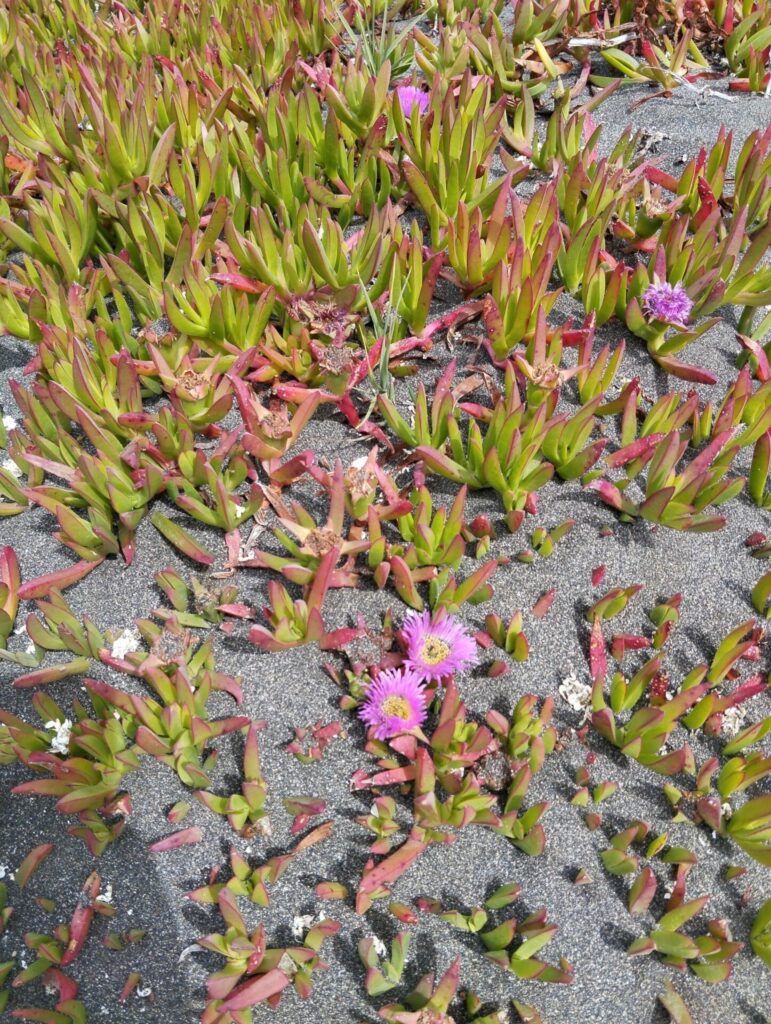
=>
[532,588,556,619]
[588,617,607,681]
[61,871,101,966]
[118,972,141,1003]
[148,827,204,852]
[315,881,348,900]
[18,559,104,600]
[15,843,54,889]
[356,832,429,912]
[13,658,92,689]
[220,968,291,1011]
[628,866,656,914]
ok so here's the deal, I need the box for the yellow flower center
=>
[381,695,411,719]
[420,635,450,665]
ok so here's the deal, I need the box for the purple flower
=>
[358,667,428,740]
[394,85,429,119]
[642,281,693,325]
[402,610,479,682]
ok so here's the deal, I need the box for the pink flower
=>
[358,668,428,740]
[642,281,693,325]
[402,610,478,682]
[395,85,429,118]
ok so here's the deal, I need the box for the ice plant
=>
[402,609,478,681]
[394,85,429,118]
[642,280,694,325]
[358,667,428,740]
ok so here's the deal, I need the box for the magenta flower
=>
[358,667,428,740]
[395,85,429,119]
[642,281,693,325]
[402,610,479,682]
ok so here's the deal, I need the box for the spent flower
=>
[642,281,693,325]
[358,667,428,740]
[45,718,73,756]
[402,610,478,681]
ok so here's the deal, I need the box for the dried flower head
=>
[344,455,378,503]
[529,361,562,389]
[316,344,355,376]
[402,610,478,682]
[288,297,358,341]
[642,281,693,325]
[175,368,208,397]
[358,667,428,740]
[304,526,342,556]
[395,85,429,118]
[259,409,292,439]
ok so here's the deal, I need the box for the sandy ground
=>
[0,83,770,1024]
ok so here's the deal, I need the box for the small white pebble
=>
[1,415,17,431]
[721,802,732,820]
[372,935,388,958]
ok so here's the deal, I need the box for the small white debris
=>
[722,705,747,737]
[45,718,73,756]
[721,802,733,821]
[0,866,14,881]
[111,628,140,660]
[291,914,315,942]
[96,883,113,904]
[1,415,17,432]
[136,986,152,998]
[178,943,205,963]
[558,668,592,713]
[372,935,388,959]
[277,951,298,975]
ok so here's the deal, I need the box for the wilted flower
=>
[395,85,429,118]
[110,627,140,659]
[402,610,478,681]
[722,705,747,737]
[358,667,428,740]
[558,668,592,712]
[45,718,73,756]
[642,281,693,325]
[291,914,316,941]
